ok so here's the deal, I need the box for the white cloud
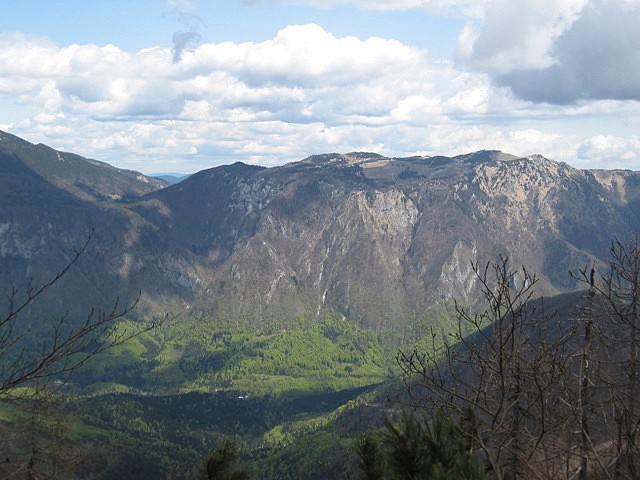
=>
[1,23,638,173]
[577,136,640,169]
[458,0,587,73]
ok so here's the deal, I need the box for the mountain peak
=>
[0,130,167,201]
[298,152,385,166]
[453,150,518,164]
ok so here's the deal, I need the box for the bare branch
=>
[0,234,164,394]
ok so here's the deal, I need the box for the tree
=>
[196,438,252,480]
[398,257,576,479]
[355,432,385,480]
[602,236,640,479]
[395,237,640,479]
[0,234,159,394]
[572,236,640,479]
[355,410,485,480]
[573,265,597,480]
[0,234,162,479]
[0,382,88,480]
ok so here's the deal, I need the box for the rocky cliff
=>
[2,131,639,332]
[134,150,640,330]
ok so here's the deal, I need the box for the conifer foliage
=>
[196,438,252,480]
[356,410,485,479]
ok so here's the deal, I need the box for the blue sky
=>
[1,1,464,54]
[1,0,639,173]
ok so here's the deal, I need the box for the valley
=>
[1,129,640,478]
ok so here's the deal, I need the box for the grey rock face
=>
[2,132,639,331]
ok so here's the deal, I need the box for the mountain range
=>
[3,129,640,478]
[2,129,640,332]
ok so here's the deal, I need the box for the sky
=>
[1,0,639,174]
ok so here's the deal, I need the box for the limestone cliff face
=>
[2,133,640,331]
[436,240,478,303]
[136,151,640,329]
[473,155,572,234]
[182,166,422,329]
[468,155,637,291]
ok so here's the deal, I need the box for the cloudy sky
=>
[1,0,639,173]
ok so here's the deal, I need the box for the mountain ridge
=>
[3,130,640,479]
[0,130,167,202]
[1,130,639,331]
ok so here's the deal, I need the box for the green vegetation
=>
[0,234,479,479]
[30,310,422,478]
[356,410,486,479]
[254,430,355,479]
[1,300,458,478]
[197,438,253,480]
[68,385,384,478]
[75,311,396,396]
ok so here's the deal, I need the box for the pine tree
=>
[197,438,252,480]
[355,410,485,479]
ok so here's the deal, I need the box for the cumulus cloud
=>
[1,21,638,173]
[577,135,640,169]
[0,25,456,121]
[458,0,587,73]
[0,26,448,168]
[460,0,640,104]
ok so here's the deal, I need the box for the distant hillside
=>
[0,130,167,202]
[0,130,189,319]
[150,173,191,184]
[134,150,639,332]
